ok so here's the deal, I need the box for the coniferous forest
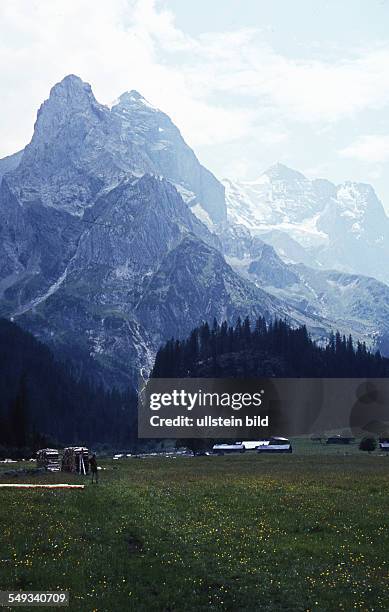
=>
[152,317,389,379]
[0,318,137,456]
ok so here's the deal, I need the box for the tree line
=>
[152,317,389,378]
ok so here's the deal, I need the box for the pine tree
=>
[242,317,251,348]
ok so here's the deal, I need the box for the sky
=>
[1,0,389,208]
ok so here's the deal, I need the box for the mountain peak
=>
[49,74,95,101]
[31,75,101,130]
[56,73,85,86]
[114,90,157,111]
[11,73,107,204]
[125,89,143,100]
[263,163,306,181]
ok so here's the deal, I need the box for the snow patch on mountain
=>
[223,164,389,284]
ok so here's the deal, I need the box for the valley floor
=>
[1,445,389,611]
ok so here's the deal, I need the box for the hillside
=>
[0,318,136,453]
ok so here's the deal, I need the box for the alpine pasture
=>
[1,442,388,611]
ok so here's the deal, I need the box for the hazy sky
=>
[1,0,389,207]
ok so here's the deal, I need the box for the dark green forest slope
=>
[0,319,136,455]
[152,317,389,378]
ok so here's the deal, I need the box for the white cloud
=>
[367,167,383,180]
[1,0,389,172]
[339,135,389,163]
[0,0,259,156]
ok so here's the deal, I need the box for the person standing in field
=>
[90,453,98,483]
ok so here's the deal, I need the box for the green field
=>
[1,443,389,611]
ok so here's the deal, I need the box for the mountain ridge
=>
[3,74,226,222]
[216,221,389,354]
[223,164,389,284]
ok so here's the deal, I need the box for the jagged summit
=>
[46,74,97,106]
[113,89,158,112]
[52,73,88,90]
[262,163,306,181]
[30,74,104,148]
[117,90,146,103]
[2,74,226,222]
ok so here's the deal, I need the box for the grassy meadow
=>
[1,441,389,611]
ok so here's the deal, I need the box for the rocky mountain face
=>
[216,222,389,352]
[136,234,280,340]
[10,174,222,387]
[0,75,295,388]
[224,163,389,284]
[110,91,226,223]
[7,75,225,223]
[0,150,23,183]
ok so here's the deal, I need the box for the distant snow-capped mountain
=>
[223,163,389,284]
